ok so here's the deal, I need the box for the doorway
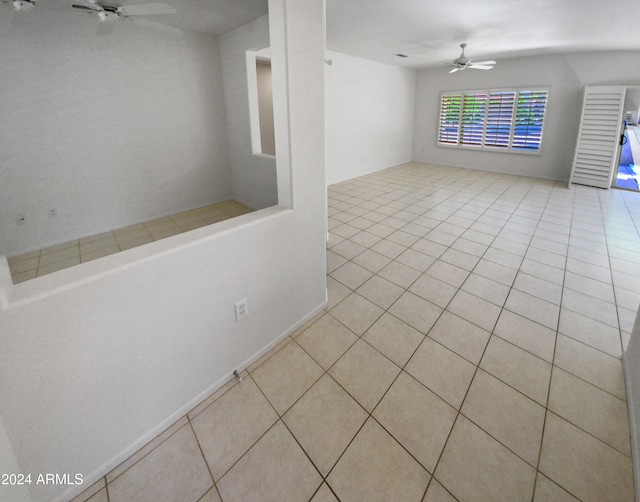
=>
[614,88,640,191]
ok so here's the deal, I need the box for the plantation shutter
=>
[485,91,515,148]
[460,93,487,146]
[513,90,548,150]
[570,86,626,188]
[438,94,462,144]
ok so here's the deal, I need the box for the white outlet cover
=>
[235,299,248,320]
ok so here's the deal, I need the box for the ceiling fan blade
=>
[449,67,460,73]
[72,3,100,12]
[471,60,496,65]
[468,64,494,70]
[119,3,176,16]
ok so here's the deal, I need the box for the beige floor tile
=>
[554,334,625,400]
[505,289,560,330]
[310,483,339,502]
[39,244,80,267]
[396,248,436,272]
[295,313,358,369]
[513,272,563,305]
[81,487,108,502]
[462,370,545,466]
[405,338,476,409]
[37,255,81,276]
[493,309,556,362]
[81,245,120,263]
[389,291,442,334]
[480,335,552,405]
[473,258,518,286]
[190,377,278,480]
[436,415,536,502]
[373,372,456,472]
[251,341,324,414]
[148,226,183,240]
[352,249,392,273]
[566,257,612,284]
[217,421,322,502]
[533,473,579,501]
[446,289,502,332]
[349,230,383,248]
[198,487,222,502]
[519,258,564,285]
[327,249,348,274]
[118,234,155,251]
[108,417,189,482]
[371,238,407,259]
[561,289,619,328]
[283,374,367,475]
[327,418,431,502]
[8,255,40,274]
[362,312,424,367]
[440,248,481,271]
[79,235,117,255]
[69,478,105,502]
[409,274,458,308]
[548,368,631,455]
[428,311,490,364]
[11,269,38,284]
[423,480,457,502]
[378,260,422,288]
[329,293,384,335]
[425,260,470,288]
[461,273,510,307]
[411,237,448,258]
[326,276,351,310]
[563,271,615,303]
[539,413,634,502]
[558,309,622,358]
[356,275,404,309]
[329,339,400,411]
[484,247,524,269]
[108,424,212,502]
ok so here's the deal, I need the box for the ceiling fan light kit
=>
[448,43,496,73]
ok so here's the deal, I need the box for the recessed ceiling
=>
[326,0,640,69]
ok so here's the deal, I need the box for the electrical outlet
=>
[235,299,248,320]
[48,209,57,217]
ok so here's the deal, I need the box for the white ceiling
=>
[10,0,640,67]
[326,0,640,69]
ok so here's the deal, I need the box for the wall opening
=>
[247,48,276,157]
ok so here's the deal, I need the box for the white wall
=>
[0,0,327,500]
[219,15,279,210]
[412,50,640,181]
[326,50,416,184]
[0,9,232,257]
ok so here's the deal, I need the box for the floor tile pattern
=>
[8,200,252,284]
[70,163,639,502]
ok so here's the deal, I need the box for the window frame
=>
[437,87,550,155]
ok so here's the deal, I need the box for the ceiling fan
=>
[448,43,496,73]
[72,1,176,24]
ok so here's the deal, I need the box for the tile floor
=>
[71,162,639,502]
[7,200,252,284]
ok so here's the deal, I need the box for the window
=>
[438,87,549,152]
